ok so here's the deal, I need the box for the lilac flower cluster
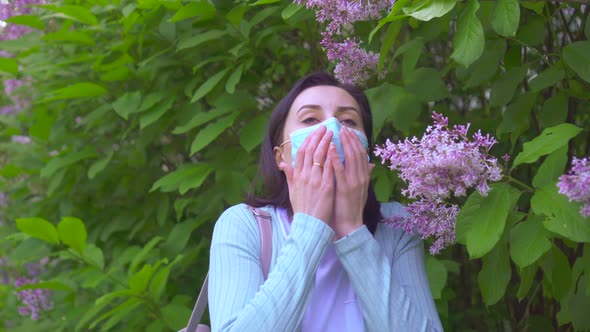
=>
[375,112,503,254]
[0,0,44,41]
[295,0,394,84]
[8,258,54,320]
[557,157,590,217]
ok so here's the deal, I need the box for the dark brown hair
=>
[246,72,382,234]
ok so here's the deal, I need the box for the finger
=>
[294,125,324,174]
[279,161,294,187]
[313,129,333,167]
[329,142,346,186]
[340,128,358,176]
[346,128,369,174]
[368,163,376,175]
[303,125,327,172]
[321,150,334,191]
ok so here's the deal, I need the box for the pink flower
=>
[375,112,503,253]
[557,157,590,217]
[11,135,31,144]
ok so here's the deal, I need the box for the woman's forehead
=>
[289,85,359,112]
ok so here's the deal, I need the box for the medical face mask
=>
[283,117,369,166]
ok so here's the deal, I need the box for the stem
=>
[506,176,535,192]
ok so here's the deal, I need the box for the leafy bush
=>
[1,0,588,331]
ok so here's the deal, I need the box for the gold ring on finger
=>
[313,162,323,168]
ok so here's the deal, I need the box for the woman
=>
[208,72,443,331]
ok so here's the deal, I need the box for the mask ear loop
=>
[277,140,291,149]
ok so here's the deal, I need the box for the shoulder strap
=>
[184,206,273,332]
[249,206,273,279]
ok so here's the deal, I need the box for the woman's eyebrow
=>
[296,104,360,115]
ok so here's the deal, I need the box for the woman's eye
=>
[302,118,319,124]
[341,119,357,127]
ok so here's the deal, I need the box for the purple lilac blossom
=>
[321,34,379,85]
[374,112,503,254]
[294,0,394,84]
[557,157,590,217]
[15,276,53,320]
[11,135,31,144]
[295,0,394,35]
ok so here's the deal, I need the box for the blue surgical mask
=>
[282,117,369,166]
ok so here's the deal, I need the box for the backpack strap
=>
[249,206,273,279]
[184,206,273,332]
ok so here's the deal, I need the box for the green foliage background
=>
[0,0,589,331]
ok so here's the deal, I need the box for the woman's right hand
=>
[279,125,335,224]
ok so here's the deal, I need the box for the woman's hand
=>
[330,127,375,239]
[279,125,336,224]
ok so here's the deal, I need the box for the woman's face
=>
[274,85,366,166]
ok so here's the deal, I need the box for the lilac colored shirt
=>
[277,207,364,331]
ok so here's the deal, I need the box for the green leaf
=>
[520,1,544,15]
[478,234,511,305]
[586,13,590,39]
[451,0,484,67]
[161,303,192,330]
[529,65,565,92]
[490,0,519,37]
[129,236,163,275]
[190,113,238,155]
[138,92,165,113]
[565,281,590,330]
[225,64,244,94]
[129,264,154,293]
[563,41,590,83]
[365,83,420,136]
[426,256,447,299]
[404,67,448,102]
[40,4,99,25]
[463,39,505,88]
[57,217,87,254]
[83,244,105,270]
[190,68,231,103]
[516,264,537,300]
[532,184,590,242]
[515,15,545,46]
[456,183,521,259]
[163,220,199,256]
[0,57,18,75]
[177,30,227,51]
[282,2,302,20]
[489,66,527,107]
[112,91,142,120]
[378,21,402,73]
[150,164,214,194]
[47,82,107,101]
[496,92,536,138]
[403,0,457,21]
[239,115,268,152]
[88,150,114,179]
[513,124,582,168]
[170,1,216,22]
[42,31,95,45]
[532,146,567,188]
[140,97,175,129]
[509,215,552,268]
[172,107,232,134]
[537,92,568,128]
[369,0,410,42]
[40,149,97,178]
[541,245,571,301]
[16,218,60,245]
[149,265,171,301]
[5,15,46,30]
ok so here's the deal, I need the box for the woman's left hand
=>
[329,127,375,239]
